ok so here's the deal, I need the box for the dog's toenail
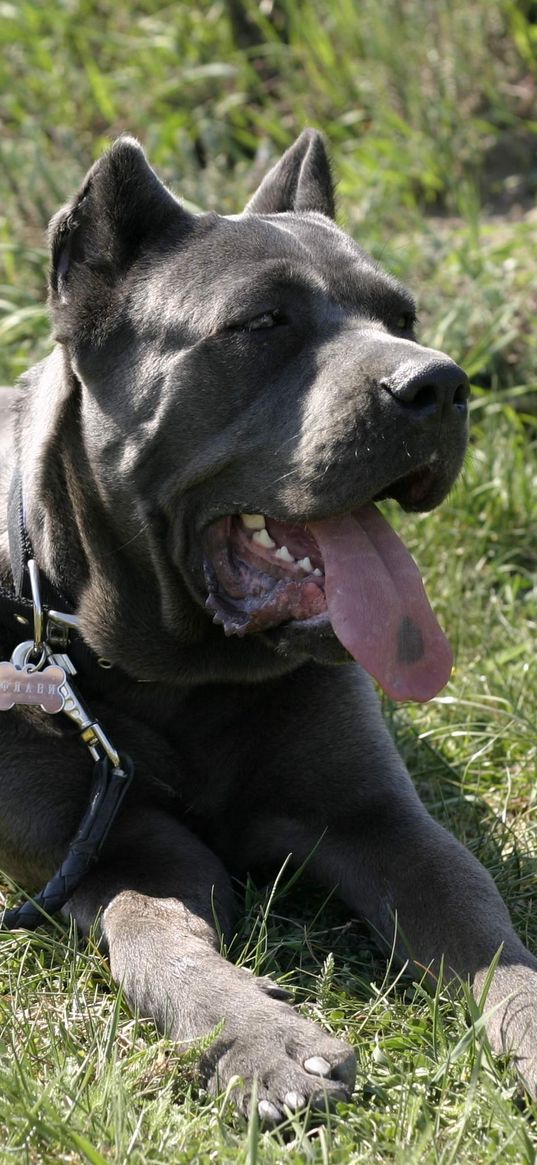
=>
[257,1099,282,1123]
[284,1090,306,1110]
[304,1055,331,1077]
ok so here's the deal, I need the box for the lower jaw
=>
[203,552,347,662]
[268,613,352,665]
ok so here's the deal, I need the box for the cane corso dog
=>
[1,130,536,1120]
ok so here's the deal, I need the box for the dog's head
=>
[46,131,468,699]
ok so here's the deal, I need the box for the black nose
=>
[381,361,469,422]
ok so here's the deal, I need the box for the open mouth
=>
[203,466,453,703]
[204,513,328,632]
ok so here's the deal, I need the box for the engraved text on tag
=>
[0,661,66,714]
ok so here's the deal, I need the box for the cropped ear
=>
[245,129,335,218]
[48,138,190,334]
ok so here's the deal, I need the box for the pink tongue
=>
[310,505,452,702]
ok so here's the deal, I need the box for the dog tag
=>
[0,660,66,714]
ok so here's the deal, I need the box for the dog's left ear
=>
[245,129,335,218]
[48,137,184,305]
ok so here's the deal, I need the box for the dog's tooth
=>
[298,556,313,573]
[241,513,266,530]
[275,545,294,563]
[253,529,276,549]
[313,568,322,577]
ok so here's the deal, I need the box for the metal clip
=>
[47,609,80,632]
[13,562,121,769]
[27,559,43,650]
[46,610,79,651]
[27,559,79,650]
[45,646,121,769]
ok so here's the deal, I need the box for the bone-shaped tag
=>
[0,661,66,714]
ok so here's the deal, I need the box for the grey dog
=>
[0,130,536,1120]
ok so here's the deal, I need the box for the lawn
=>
[0,2,536,1162]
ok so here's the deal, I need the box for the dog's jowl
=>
[1,130,536,1119]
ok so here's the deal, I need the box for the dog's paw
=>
[200,970,356,1122]
[477,961,537,1099]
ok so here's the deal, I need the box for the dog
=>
[1,130,536,1121]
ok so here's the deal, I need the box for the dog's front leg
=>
[250,779,537,1098]
[226,665,537,1099]
[314,801,537,1097]
[66,807,355,1120]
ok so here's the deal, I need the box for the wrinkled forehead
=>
[263,212,415,315]
[132,210,414,335]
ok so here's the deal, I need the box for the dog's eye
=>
[245,310,281,332]
[223,309,286,337]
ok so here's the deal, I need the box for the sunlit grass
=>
[1,0,536,1160]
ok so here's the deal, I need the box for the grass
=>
[1,0,537,1161]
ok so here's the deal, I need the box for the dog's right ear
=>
[245,129,336,218]
[49,138,188,323]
